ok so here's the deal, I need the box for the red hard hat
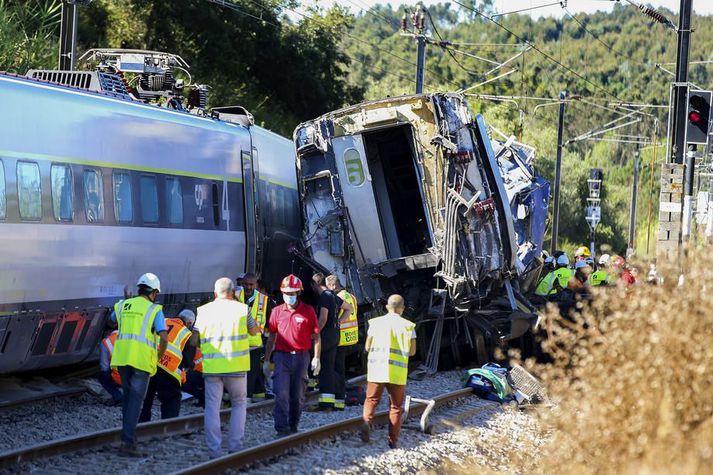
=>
[280,274,303,292]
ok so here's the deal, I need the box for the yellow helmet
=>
[574,246,591,258]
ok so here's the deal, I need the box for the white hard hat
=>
[556,254,570,267]
[137,273,161,292]
[598,254,611,266]
[178,309,196,325]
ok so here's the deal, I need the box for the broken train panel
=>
[293,93,544,363]
[490,128,551,294]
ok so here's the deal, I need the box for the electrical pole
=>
[628,148,640,256]
[551,90,566,254]
[401,6,427,94]
[415,35,426,93]
[58,1,79,71]
[669,0,694,165]
[654,0,693,259]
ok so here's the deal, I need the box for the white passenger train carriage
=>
[0,72,300,373]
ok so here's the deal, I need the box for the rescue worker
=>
[237,273,271,402]
[550,254,573,295]
[535,254,572,297]
[110,273,168,456]
[98,329,122,405]
[612,255,636,288]
[534,255,556,296]
[569,260,593,289]
[183,344,205,407]
[360,294,416,449]
[198,277,258,458]
[574,246,591,262]
[263,274,321,437]
[310,272,353,410]
[589,254,611,286]
[139,309,198,422]
[325,274,358,411]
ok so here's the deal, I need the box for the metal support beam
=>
[58,1,79,71]
[627,149,640,256]
[669,0,694,164]
[551,90,566,254]
[415,35,426,93]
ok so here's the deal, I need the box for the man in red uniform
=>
[263,274,321,437]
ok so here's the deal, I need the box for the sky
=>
[319,0,713,17]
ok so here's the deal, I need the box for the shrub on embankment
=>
[462,255,713,474]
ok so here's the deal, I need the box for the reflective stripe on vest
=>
[193,348,203,373]
[238,290,268,348]
[158,318,193,383]
[197,299,250,374]
[337,290,358,347]
[366,314,415,385]
[111,297,161,376]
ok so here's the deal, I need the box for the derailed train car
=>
[293,93,549,367]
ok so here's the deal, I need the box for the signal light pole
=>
[669,0,693,165]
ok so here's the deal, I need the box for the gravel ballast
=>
[4,371,543,474]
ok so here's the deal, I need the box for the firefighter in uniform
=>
[139,309,198,422]
[237,273,270,402]
[360,294,416,449]
[198,277,258,458]
[325,274,358,410]
[110,273,168,456]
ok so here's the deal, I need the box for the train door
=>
[241,150,262,275]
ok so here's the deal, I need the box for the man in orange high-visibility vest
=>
[138,309,198,422]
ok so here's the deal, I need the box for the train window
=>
[17,161,41,220]
[113,172,133,223]
[0,160,5,220]
[140,175,159,223]
[51,164,73,221]
[166,177,183,225]
[83,169,104,222]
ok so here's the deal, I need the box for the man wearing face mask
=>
[237,273,271,402]
[263,274,320,437]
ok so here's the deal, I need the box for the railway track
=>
[0,373,481,475]
[175,387,481,475]
[0,375,366,471]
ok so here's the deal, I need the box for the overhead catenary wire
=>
[562,6,645,66]
[206,0,418,88]
[450,0,627,102]
[422,7,483,77]
[247,0,464,90]
[491,1,564,19]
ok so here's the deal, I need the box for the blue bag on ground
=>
[461,363,514,403]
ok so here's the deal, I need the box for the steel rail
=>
[173,387,475,475]
[0,375,366,469]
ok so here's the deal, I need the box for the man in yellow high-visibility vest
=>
[326,274,358,410]
[110,273,169,456]
[360,294,416,449]
[237,273,271,402]
[197,277,258,458]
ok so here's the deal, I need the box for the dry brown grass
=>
[456,254,713,474]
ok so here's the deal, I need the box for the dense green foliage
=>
[2,0,712,255]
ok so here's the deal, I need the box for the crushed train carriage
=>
[292,93,550,367]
